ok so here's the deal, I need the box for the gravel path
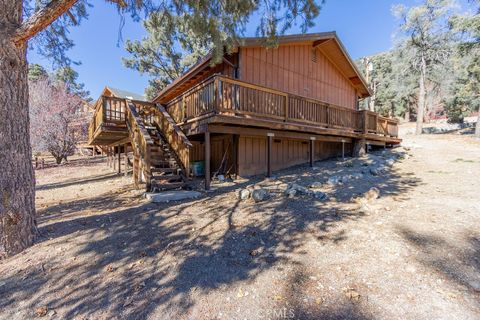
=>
[0,133,479,320]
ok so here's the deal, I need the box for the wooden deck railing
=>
[165,75,399,138]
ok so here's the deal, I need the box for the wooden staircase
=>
[146,126,187,191]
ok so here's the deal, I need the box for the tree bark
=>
[0,0,36,259]
[475,104,480,138]
[415,55,426,135]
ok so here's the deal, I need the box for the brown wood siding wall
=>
[239,45,357,109]
[238,135,351,176]
[189,135,234,175]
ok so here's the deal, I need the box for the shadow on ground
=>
[398,226,480,296]
[1,153,420,319]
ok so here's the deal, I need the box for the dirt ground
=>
[1,131,479,320]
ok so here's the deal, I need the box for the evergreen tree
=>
[392,0,456,134]
[54,66,91,101]
[28,63,49,81]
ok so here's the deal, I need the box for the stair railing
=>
[125,100,153,190]
[153,103,193,178]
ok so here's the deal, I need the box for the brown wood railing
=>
[165,75,399,138]
[125,100,153,189]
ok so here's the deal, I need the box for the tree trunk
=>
[476,104,480,138]
[0,0,37,259]
[415,55,426,135]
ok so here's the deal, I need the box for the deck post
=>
[205,131,211,190]
[113,147,117,172]
[232,134,239,178]
[267,133,274,177]
[124,143,129,176]
[117,145,121,174]
[342,139,346,161]
[309,137,315,167]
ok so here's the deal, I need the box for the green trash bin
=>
[191,161,205,177]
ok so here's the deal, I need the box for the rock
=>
[217,174,225,182]
[309,181,323,189]
[369,167,379,176]
[385,158,395,166]
[288,183,313,195]
[313,191,327,200]
[47,310,56,318]
[145,191,202,203]
[284,188,297,199]
[364,187,380,201]
[327,176,341,185]
[252,189,269,202]
[341,175,353,183]
[238,189,251,200]
[35,306,48,317]
[352,173,363,180]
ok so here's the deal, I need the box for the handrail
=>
[125,100,153,190]
[163,74,399,138]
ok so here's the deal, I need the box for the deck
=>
[89,74,400,147]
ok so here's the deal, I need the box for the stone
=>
[313,191,327,200]
[252,189,269,202]
[285,188,297,199]
[238,189,251,200]
[145,191,202,203]
[288,183,312,195]
[352,173,363,180]
[309,181,323,189]
[364,187,380,201]
[217,174,225,182]
[385,158,395,166]
[469,280,480,292]
[327,176,341,185]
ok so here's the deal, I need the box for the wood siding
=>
[239,45,357,109]
[238,135,351,176]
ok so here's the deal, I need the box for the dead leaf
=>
[342,287,361,301]
[35,306,48,317]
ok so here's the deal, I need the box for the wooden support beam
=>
[232,134,239,178]
[124,143,129,176]
[309,137,315,167]
[267,133,274,177]
[117,146,121,174]
[205,131,211,190]
[113,147,117,172]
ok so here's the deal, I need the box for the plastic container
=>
[191,161,205,177]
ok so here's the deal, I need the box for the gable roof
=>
[153,32,370,103]
[104,86,145,101]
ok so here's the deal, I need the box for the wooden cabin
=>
[88,32,401,191]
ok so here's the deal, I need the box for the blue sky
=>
[26,0,452,98]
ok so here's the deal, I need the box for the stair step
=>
[153,174,181,180]
[151,167,178,174]
[151,181,185,191]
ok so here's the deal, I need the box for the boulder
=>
[313,191,327,200]
[288,183,313,195]
[284,188,297,199]
[252,189,269,202]
[238,189,251,200]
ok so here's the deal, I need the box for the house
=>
[88,32,400,191]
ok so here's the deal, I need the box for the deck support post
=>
[117,146,121,174]
[205,131,211,190]
[124,143,129,176]
[342,139,346,161]
[309,137,315,167]
[352,138,366,157]
[267,133,274,177]
[113,147,117,172]
[232,134,239,178]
